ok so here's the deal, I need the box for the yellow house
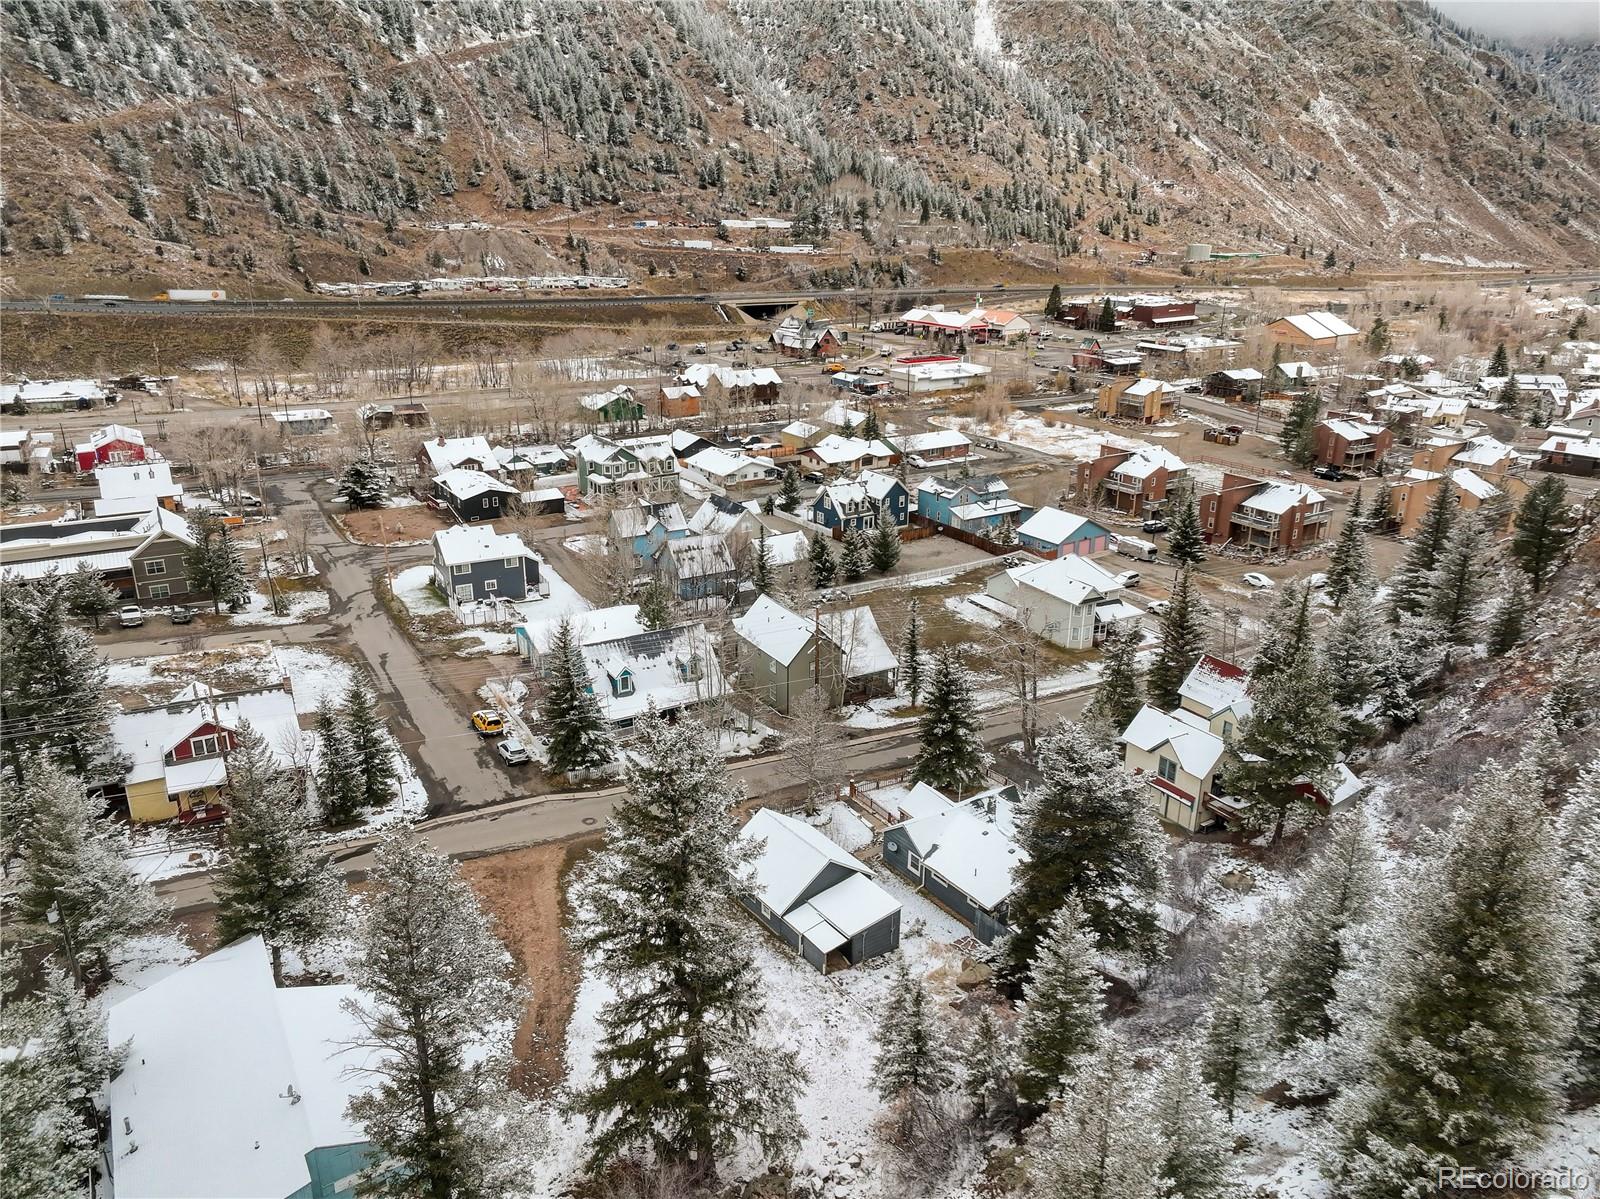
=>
[1118,655,1252,832]
[1096,376,1174,423]
[110,682,304,823]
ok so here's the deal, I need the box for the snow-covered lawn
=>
[816,801,874,851]
[391,563,447,614]
[539,868,979,1196]
[229,583,332,626]
[391,558,591,657]
[934,412,1149,462]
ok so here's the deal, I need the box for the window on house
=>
[1222,720,1234,739]
[906,851,923,875]
[1157,756,1179,783]
[144,559,167,576]
[483,580,497,592]
[190,734,220,757]
[504,558,517,568]
[615,672,634,696]
[148,583,171,599]
[453,564,469,575]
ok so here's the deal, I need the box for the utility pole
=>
[257,531,283,617]
[377,512,393,584]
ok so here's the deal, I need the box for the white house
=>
[895,428,973,466]
[573,621,728,729]
[888,358,992,394]
[420,435,500,477]
[684,445,777,489]
[269,408,335,435]
[107,936,378,1199]
[983,555,1134,649]
[92,461,184,516]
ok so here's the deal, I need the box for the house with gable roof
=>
[880,781,1026,943]
[657,533,737,602]
[572,621,727,730]
[609,497,688,563]
[1313,418,1393,473]
[432,524,540,604]
[733,594,845,712]
[983,555,1136,649]
[107,936,378,1199]
[0,507,198,601]
[738,807,901,973]
[417,435,500,479]
[573,433,679,497]
[916,474,1028,534]
[73,422,149,472]
[1074,443,1187,516]
[1266,310,1361,353]
[1199,473,1331,550]
[431,468,518,523]
[1097,376,1175,423]
[813,470,908,533]
[1014,506,1111,558]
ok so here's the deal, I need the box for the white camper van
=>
[1112,534,1159,563]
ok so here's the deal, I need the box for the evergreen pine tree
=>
[1025,1034,1160,1199]
[184,512,251,613]
[994,515,1019,546]
[1227,646,1342,843]
[1366,483,1393,532]
[1098,297,1116,332]
[1426,517,1487,641]
[541,618,614,775]
[345,836,535,1199]
[900,602,925,707]
[869,504,901,573]
[1371,614,1442,731]
[636,575,674,631]
[1486,573,1532,655]
[1386,482,1455,620]
[215,721,341,985]
[1280,393,1321,466]
[1322,590,1382,739]
[63,560,121,630]
[1267,808,1384,1054]
[1146,567,1206,710]
[1201,931,1271,1122]
[1015,899,1107,1106]
[1331,759,1575,1198]
[1082,622,1144,738]
[1498,375,1521,415]
[1151,1039,1237,1199]
[19,760,162,986]
[314,700,364,826]
[910,648,992,795]
[1165,487,1205,566]
[1562,759,1600,1100]
[1044,283,1063,319]
[337,456,390,509]
[1250,580,1315,688]
[1324,488,1373,608]
[343,677,396,809]
[807,532,836,589]
[1489,342,1509,376]
[0,576,121,783]
[779,465,802,513]
[861,407,881,440]
[839,527,869,582]
[751,529,774,596]
[874,956,955,1106]
[959,1006,1015,1120]
[1510,474,1571,591]
[574,715,803,1175]
[1005,720,1165,973]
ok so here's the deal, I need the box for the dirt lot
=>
[338,504,452,544]
[462,837,597,1095]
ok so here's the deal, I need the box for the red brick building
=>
[1199,474,1331,551]
[1313,418,1393,473]
[1075,444,1187,516]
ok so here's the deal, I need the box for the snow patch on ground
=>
[816,801,874,851]
[935,412,1149,463]
[562,534,607,556]
[230,584,332,626]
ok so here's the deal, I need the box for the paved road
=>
[153,682,1097,914]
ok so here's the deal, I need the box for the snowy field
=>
[390,559,592,657]
[230,583,332,626]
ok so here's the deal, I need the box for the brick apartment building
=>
[1199,473,1331,551]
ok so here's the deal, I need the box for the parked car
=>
[666,342,679,351]
[497,739,532,766]
[1146,599,1170,616]
[1242,572,1275,590]
[1312,465,1344,482]
[1116,570,1142,589]
[1141,518,1169,534]
[470,709,505,737]
[119,605,145,628]
[802,471,825,484]
[169,606,195,625]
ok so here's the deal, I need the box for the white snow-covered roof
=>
[1123,377,1166,397]
[610,500,687,540]
[420,435,497,474]
[111,682,301,790]
[1452,435,1513,467]
[1277,311,1359,340]
[75,422,145,453]
[950,497,1024,521]
[1001,555,1123,607]
[1109,446,1186,481]
[892,784,1027,910]
[688,495,753,537]
[820,606,896,679]
[517,603,645,657]
[269,408,333,424]
[1015,506,1101,546]
[1121,704,1226,779]
[889,359,992,384]
[433,523,533,567]
[680,363,782,390]
[7,378,111,409]
[579,383,638,411]
[687,445,771,481]
[107,936,376,1199]
[433,468,518,500]
[495,443,568,471]
[734,594,816,667]
[895,429,971,454]
[1277,361,1319,380]
[1178,654,1253,720]
[807,434,896,466]
[1217,368,1264,382]
[665,533,734,580]
[782,420,823,442]
[818,469,901,509]
[578,623,726,724]
[763,530,808,567]
[1539,434,1600,458]
[1449,468,1500,500]
[92,461,182,517]
[794,870,901,939]
[741,807,872,914]
[1321,419,1385,441]
[1240,481,1326,515]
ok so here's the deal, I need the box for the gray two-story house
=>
[740,808,901,974]
[431,524,540,604]
[731,594,845,713]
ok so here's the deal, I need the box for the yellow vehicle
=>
[823,361,846,374]
[470,709,505,737]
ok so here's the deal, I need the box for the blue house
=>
[657,533,737,601]
[811,470,908,533]
[916,474,1031,535]
[432,524,540,604]
[609,498,688,563]
[107,936,380,1199]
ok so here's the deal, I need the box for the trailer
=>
[154,289,227,302]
